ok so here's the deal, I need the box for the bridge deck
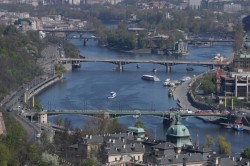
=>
[45,110,228,118]
[59,58,230,66]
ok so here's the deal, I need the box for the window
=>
[138,156,140,160]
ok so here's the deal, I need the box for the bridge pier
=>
[118,62,124,71]
[165,65,171,72]
[83,39,87,46]
[162,113,175,128]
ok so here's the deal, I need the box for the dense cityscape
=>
[1,0,250,165]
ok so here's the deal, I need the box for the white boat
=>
[141,75,160,81]
[132,115,140,119]
[163,81,171,86]
[163,78,171,86]
[181,76,191,82]
[165,78,171,82]
[213,53,226,62]
[108,91,117,99]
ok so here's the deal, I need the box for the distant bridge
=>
[42,29,96,33]
[59,58,231,71]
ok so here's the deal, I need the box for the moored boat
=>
[232,123,244,131]
[141,75,160,81]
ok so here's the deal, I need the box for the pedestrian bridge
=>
[59,58,231,71]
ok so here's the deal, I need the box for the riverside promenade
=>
[172,79,198,112]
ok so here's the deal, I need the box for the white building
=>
[224,3,242,13]
[189,0,202,9]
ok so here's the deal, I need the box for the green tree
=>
[200,79,215,94]
[0,143,11,166]
[108,119,125,133]
[134,121,145,129]
[217,136,231,155]
[241,148,250,159]
[41,152,59,166]
[204,135,214,149]
[82,157,98,166]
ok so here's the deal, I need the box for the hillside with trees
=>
[0,25,46,100]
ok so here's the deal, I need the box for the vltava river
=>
[37,37,250,153]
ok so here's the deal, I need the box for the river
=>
[37,36,250,154]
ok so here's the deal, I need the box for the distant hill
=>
[243,15,250,32]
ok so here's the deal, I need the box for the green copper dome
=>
[166,123,191,137]
[166,115,193,148]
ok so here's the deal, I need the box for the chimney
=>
[175,155,178,159]
[86,134,88,138]
[239,157,242,161]
[123,144,126,149]
[89,135,92,139]
[232,157,235,161]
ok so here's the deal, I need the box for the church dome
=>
[165,115,193,148]
[166,123,191,137]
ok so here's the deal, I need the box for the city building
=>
[219,71,250,102]
[224,3,242,13]
[189,0,202,9]
[166,115,193,153]
[234,53,250,69]
[173,39,188,56]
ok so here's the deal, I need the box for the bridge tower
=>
[39,111,48,124]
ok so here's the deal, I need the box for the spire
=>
[175,114,181,125]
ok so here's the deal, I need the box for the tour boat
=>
[141,75,160,81]
[108,91,117,99]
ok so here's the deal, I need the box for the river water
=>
[37,37,250,153]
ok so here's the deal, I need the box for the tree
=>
[107,119,125,133]
[241,148,250,159]
[0,143,11,166]
[204,135,215,149]
[217,136,231,155]
[134,121,145,129]
[82,157,98,166]
[41,152,59,166]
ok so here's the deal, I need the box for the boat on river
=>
[141,75,160,81]
[186,66,194,71]
[232,124,244,131]
[181,76,191,82]
[108,91,117,99]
